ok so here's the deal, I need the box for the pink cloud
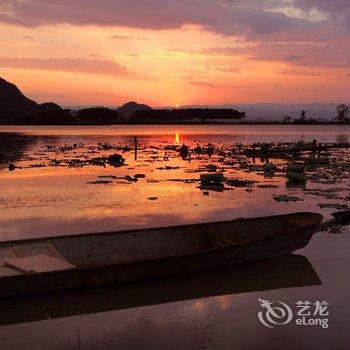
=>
[0,56,129,75]
[172,39,350,68]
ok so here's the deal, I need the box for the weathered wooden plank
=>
[0,266,23,277]
[12,243,66,260]
[5,255,75,274]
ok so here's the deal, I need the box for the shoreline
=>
[1,121,349,126]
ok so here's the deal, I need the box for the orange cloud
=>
[0,1,349,105]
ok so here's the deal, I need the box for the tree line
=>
[283,104,350,124]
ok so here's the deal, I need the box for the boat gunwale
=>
[0,211,323,246]
[0,212,323,281]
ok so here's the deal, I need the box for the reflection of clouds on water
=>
[194,300,205,311]
[0,252,326,349]
[0,133,34,171]
[0,254,320,325]
[216,295,232,310]
[0,125,349,241]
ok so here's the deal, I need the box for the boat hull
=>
[0,220,318,297]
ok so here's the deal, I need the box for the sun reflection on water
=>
[175,132,180,145]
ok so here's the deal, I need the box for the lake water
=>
[0,124,349,349]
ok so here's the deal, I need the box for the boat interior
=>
[0,213,321,277]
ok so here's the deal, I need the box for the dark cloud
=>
[23,35,34,40]
[245,42,350,68]
[285,55,303,62]
[293,0,350,14]
[111,34,148,41]
[1,1,348,70]
[278,68,321,76]
[189,80,221,88]
[0,0,317,37]
[0,56,128,75]
[214,66,242,73]
[293,0,350,28]
[273,82,283,88]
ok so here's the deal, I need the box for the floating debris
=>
[257,184,279,189]
[107,154,125,167]
[317,203,349,210]
[200,173,224,185]
[179,144,189,159]
[273,194,303,202]
[125,175,139,182]
[98,175,119,179]
[330,210,350,223]
[263,163,277,174]
[90,157,107,166]
[193,145,215,157]
[134,174,146,178]
[49,159,61,166]
[200,183,224,192]
[167,179,198,183]
[204,164,217,172]
[3,137,350,222]
[287,164,306,173]
[87,180,113,185]
[320,210,350,234]
[225,178,254,187]
[286,163,307,183]
[286,172,307,182]
[157,166,180,170]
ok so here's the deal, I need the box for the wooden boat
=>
[0,253,321,326]
[0,212,323,297]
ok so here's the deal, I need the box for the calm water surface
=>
[0,125,349,349]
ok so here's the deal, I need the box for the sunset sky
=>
[0,0,350,107]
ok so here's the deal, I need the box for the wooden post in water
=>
[134,136,138,161]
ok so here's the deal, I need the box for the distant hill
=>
[118,101,152,119]
[173,103,341,121]
[232,103,339,121]
[0,77,61,123]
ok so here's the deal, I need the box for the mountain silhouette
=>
[0,77,61,123]
[118,101,152,119]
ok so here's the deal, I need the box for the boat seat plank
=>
[12,243,66,260]
[5,255,75,274]
[0,248,18,266]
[0,243,66,267]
